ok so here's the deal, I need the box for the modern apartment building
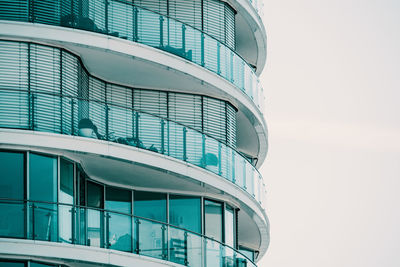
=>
[0,0,268,266]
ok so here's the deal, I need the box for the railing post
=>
[161,225,167,260]
[135,111,140,143]
[201,33,205,66]
[105,212,110,248]
[230,51,234,83]
[105,104,109,140]
[218,143,222,175]
[105,0,109,33]
[71,99,75,135]
[133,6,139,42]
[31,203,35,240]
[201,134,206,167]
[159,16,164,47]
[184,231,188,266]
[182,24,186,53]
[28,0,34,22]
[217,42,221,75]
[135,218,140,254]
[242,158,246,189]
[183,127,187,161]
[161,119,165,154]
[231,150,236,183]
[71,206,76,244]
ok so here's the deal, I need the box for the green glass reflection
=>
[29,153,57,202]
[0,151,24,199]
[169,195,201,233]
[134,191,166,222]
[29,153,57,241]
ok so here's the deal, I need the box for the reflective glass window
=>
[134,191,166,222]
[225,205,235,247]
[169,195,201,233]
[0,261,25,267]
[106,187,131,213]
[106,186,132,252]
[29,153,57,202]
[204,200,223,242]
[87,181,104,208]
[29,153,58,241]
[0,151,24,199]
[59,159,74,243]
[86,181,104,248]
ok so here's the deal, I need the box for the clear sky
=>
[259,0,400,266]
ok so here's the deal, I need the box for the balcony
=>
[0,199,257,267]
[0,0,265,114]
[0,86,266,209]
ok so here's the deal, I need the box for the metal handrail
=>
[0,198,257,266]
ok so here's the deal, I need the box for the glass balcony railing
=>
[0,199,257,267]
[0,0,265,113]
[0,88,267,209]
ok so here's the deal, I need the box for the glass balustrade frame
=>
[0,198,257,267]
[0,87,267,209]
[0,0,265,113]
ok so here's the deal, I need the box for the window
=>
[29,153,58,241]
[204,199,223,242]
[106,187,132,252]
[169,195,201,233]
[0,151,24,199]
[134,191,166,222]
[59,159,74,243]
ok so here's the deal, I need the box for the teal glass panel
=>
[87,208,104,247]
[134,191,166,222]
[29,153,57,202]
[204,200,223,242]
[169,226,187,265]
[224,246,236,267]
[0,261,25,267]
[106,187,132,252]
[205,239,222,267]
[0,201,25,238]
[0,151,24,199]
[169,195,201,233]
[138,218,167,260]
[30,202,57,241]
[186,232,202,267]
[59,159,74,243]
[238,247,254,262]
[107,211,132,252]
[31,261,58,267]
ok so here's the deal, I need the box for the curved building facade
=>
[0,0,269,266]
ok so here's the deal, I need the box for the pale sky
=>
[259,0,400,266]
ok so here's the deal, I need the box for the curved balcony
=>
[0,0,265,114]
[0,199,257,267]
[0,88,267,209]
